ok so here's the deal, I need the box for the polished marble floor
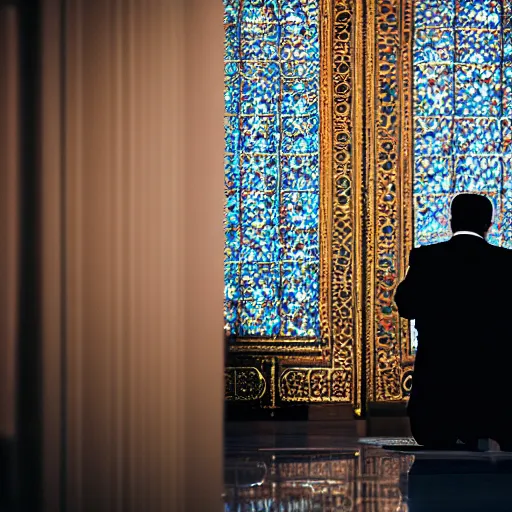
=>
[225,420,512,511]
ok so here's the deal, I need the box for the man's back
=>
[395,235,512,415]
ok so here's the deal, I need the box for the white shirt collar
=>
[452,230,483,240]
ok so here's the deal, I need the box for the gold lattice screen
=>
[225,0,415,410]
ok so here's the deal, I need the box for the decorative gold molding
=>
[364,0,377,405]
[353,0,366,416]
[225,367,267,401]
[229,344,323,353]
[366,0,415,402]
[319,0,334,348]
[280,368,353,402]
[278,0,357,406]
[400,0,415,369]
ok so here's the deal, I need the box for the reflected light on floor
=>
[225,428,512,512]
[224,447,413,511]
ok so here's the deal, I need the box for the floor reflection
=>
[224,447,413,511]
[225,446,512,511]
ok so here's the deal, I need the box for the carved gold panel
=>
[226,0,415,408]
[364,0,415,402]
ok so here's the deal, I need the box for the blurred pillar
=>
[40,0,225,510]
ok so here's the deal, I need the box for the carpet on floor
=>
[357,436,512,459]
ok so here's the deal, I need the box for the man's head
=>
[450,193,494,237]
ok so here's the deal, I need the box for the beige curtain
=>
[41,0,225,510]
[0,5,18,442]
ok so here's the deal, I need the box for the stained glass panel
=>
[223,0,321,338]
[413,0,512,249]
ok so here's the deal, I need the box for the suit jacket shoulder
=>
[487,243,512,274]
[411,240,450,262]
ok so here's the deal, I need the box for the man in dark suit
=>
[395,193,512,450]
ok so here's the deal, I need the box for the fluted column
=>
[0,5,18,441]
[41,0,224,510]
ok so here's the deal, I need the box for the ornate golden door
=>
[224,0,416,410]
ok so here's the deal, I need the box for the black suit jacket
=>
[395,234,512,416]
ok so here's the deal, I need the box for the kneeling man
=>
[395,193,512,450]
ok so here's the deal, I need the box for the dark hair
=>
[450,193,493,235]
